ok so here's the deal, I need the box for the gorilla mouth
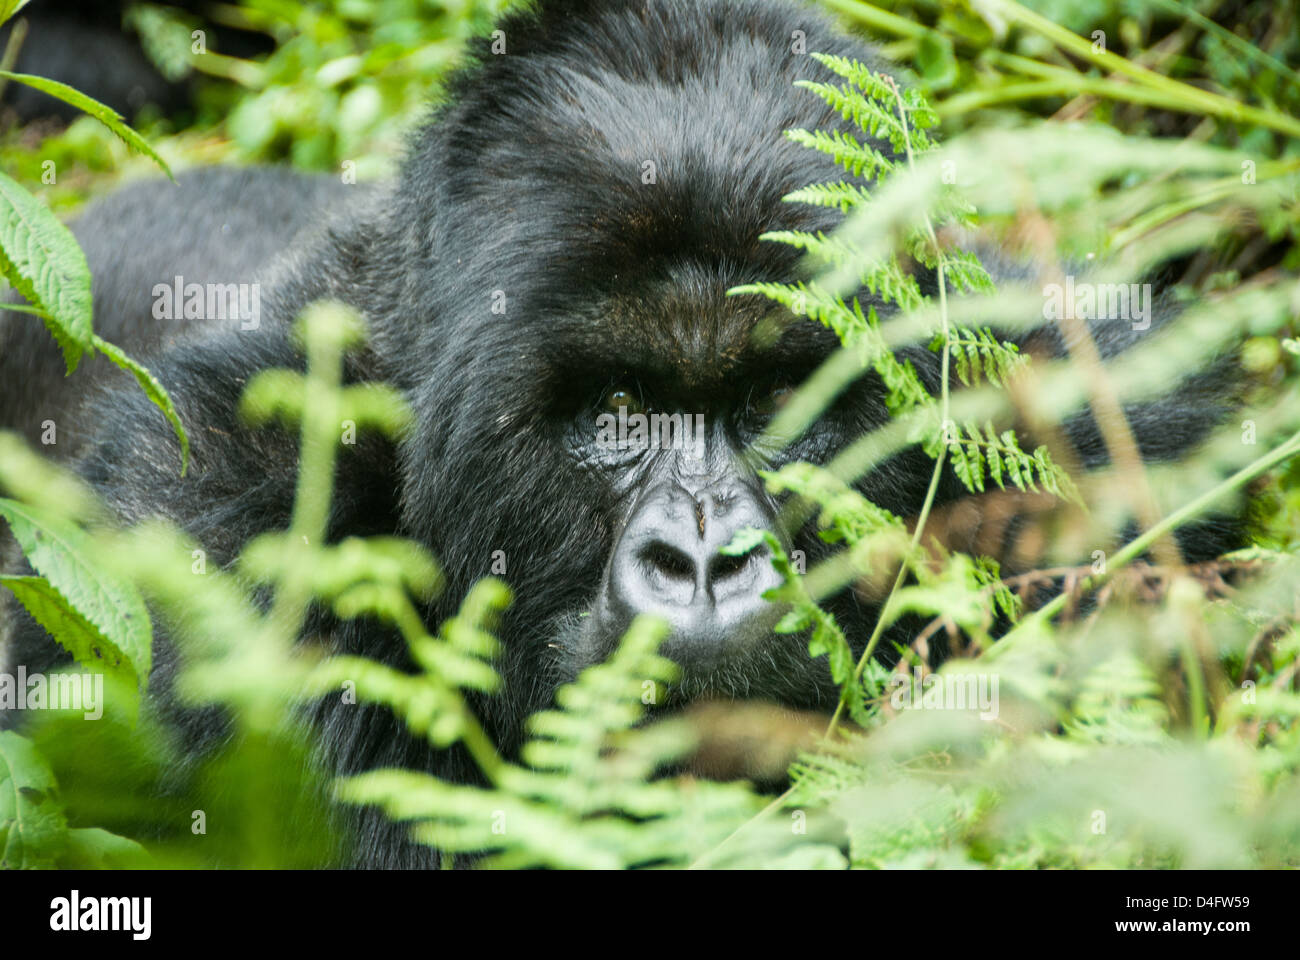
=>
[658,641,837,711]
[547,586,840,714]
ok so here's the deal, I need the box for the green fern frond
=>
[332,612,767,868]
[760,461,904,547]
[731,282,931,413]
[758,228,858,271]
[807,52,900,101]
[784,128,896,182]
[972,556,1023,622]
[757,230,923,309]
[1065,653,1170,745]
[943,248,996,295]
[793,78,911,153]
[948,422,1082,504]
[784,178,876,212]
[308,578,510,748]
[803,52,939,154]
[930,326,1029,387]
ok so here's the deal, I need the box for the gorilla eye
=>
[752,384,794,417]
[603,384,644,415]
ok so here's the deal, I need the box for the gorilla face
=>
[539,282,863,705]
[414,267,885,714]
[383,1,923,718]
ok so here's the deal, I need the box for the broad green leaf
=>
[60,827,152,869]
[0,1,30,29]
[0,730,67,869]
[0,170,91,373]
[0,499,151,702]
[92,335,190,476]
[0,577,142,725]
[0,72,173,178]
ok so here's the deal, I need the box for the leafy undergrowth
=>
[1,0,1298,869]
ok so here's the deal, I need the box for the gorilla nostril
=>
[707,540,767,585]
[640,541,696,582]
[707,550,751,583]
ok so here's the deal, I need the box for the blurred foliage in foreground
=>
[2,291,1298,867]
[0,0,1298,869]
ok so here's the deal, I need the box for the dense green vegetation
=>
[1,0,1297,869]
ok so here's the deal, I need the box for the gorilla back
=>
[0,0,1239,867]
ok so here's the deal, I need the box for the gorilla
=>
[0,0,1240,867]
[0,0,272,123]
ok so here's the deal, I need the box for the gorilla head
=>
[378,0,912,721]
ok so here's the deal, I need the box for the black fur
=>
[0,0,1241,867]
[0,0,272,123]
[0,167,357,457]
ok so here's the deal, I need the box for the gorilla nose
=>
[603,484,785,665]
[635,536,772,610]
